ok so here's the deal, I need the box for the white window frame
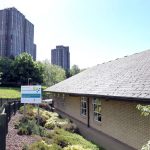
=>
[80,97,87,117]
[93,98,102,122]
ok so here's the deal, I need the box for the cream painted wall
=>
[54,95,150,150]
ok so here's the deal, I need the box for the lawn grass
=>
[0,87,21,99]
[0,86,48,99]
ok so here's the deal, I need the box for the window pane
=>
[84,109,86,115]
[98,114,101,122]
[95,98,99,104]
[81,109,83,114]
[93,113,96,120]
[81,97,87,116]
[94,104,97,111]
[93,98,96,103]
[85,109,86,115]
[97,99,101,105]
[81,102,83,107]
[85,102,87,108]
[93,98,102,122]
[95,105,99,112]
[83,102,86,108]
[97,105,101,113]
[82,109,84,115]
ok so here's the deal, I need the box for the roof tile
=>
[45,50,150,100]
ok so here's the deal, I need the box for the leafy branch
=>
[136,104,150,116]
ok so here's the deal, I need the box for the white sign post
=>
[21,85,42,123]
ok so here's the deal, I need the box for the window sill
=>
[93,119,102,126]
[80,114,87,119]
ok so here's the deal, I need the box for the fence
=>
[0,98,20,107]
[0,100,21,150]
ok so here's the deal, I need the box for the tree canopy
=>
[0,53,66,86]
[0,53,44,85]
[42,60,66,86]
[13,53,44,85]
[70,65,80,76]
[0,57,14,85]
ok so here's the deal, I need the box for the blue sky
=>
[1,0,150,68]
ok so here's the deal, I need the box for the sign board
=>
[21,85,42,104]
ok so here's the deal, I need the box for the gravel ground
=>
[6,112,41,150]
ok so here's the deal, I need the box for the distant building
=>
[0,7,36,60]
[51,45,70,71]
[33,44,36,60]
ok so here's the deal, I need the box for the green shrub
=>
[17,117,32,135]
[56,118,69,128]
[54,135,69,148]
[45,119,56,129]
[53,129,100,150]
[35,115,47,127]
[45,130,55,139]
[38,126,48,137]
[28,141,62,150]
[49,112,59,118]
[17,117,47,136]
[22,144,29,150]
[28,140,51,150]
[44,116,69,130]
[49,144,62,150]
[19,104,34,115]
[64,145,90,150]
[40,110,52,120]
[18,126,31,135]
[42,137,52,145]
[62,122,79,133]
[14,120,20,129]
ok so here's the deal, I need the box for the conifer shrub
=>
[28,140,51,150]
[44,115,69,129]
[62,122,79,133]
[19,104,34,116]
[27,141,62,150]
[64,145,90,150]
[53,129,100,150]
[16,117,47,136]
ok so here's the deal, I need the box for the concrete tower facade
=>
[0,7,36,60]
[51,45,70,71]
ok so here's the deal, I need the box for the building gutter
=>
[49,91,150,103]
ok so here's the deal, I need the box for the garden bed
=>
[7,104,104,150]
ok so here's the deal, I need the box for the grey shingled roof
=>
[45,50,150,100]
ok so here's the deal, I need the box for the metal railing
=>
[0,100,21,150]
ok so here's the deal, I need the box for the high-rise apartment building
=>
[51,45,70,71]
[0,7,36,60]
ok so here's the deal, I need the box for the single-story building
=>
[45,50,150,150]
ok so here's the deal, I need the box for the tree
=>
[137,104,150,150]
[42,60,66,86]
[0,72,2,85]
[70,65,80,76]
[32,61,44,84]
[0,57,14,85]
[137,105,150,116]
[13,52,44,85]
